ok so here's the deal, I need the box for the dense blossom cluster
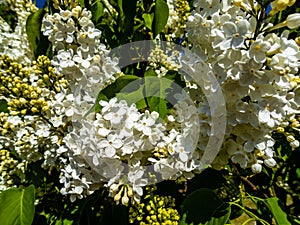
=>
[39,4,204,203]
[185,0,300,173]
[0,54,70,176]
[0,0,36,64]
[164,0,190,40]
[0,0,300,214]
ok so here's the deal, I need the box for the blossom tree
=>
[0,0,299,224]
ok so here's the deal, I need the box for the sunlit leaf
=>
[91,0,104,22]
[0,185,35,225]
[102,75,141,98]
[142,13,154,30]
[116,79,147,110]
[263,197,290,225]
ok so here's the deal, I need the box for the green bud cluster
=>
[0,55,68,117]
[0,55,48,115]
[0,112,13,135]
[275,116,300,149]
[175,0,190,30]
[149,47,179,72]
[0,149,26,186]
[217,177,241,202]
[33,55,68,93]
[129,194,179,225]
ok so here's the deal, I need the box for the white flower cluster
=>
[148,45,180,77]
[0,0,36,64]
[42,6,120,99]
[164,0,190,39]
[0,55,69,172]
[41,6,203,204]
[60,96,201,203]
[185,0,300,172]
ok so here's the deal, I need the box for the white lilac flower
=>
[60,10,72,20]
[248,40,271,63]
[56,49,76,69]
[103,107,127,126]
[237,59,264,86]
[194,0,220,16]
[221,20,250,50]
[54,19,75,44]
[36,122,51,137]
[99,134,123,157]
[134,111,157,136]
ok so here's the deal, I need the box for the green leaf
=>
[263,197,291,225]
[91,0,104,22]
[152,0,169,37]
[92,92,108,113]
[181,188,225,225]
[0,185,35,225]
[102,75,141,98]
[142,13,154,30]
[116,81,147,110]
[144,71,173,119]
[202,205,231,225]
[91,75,141,112]
[179,214,192,225]
[296,168,300,179]
[54,219,73,225]
[179,205,231,225]
[26,9,51,59]
[0,99,8,113]
[77,0,85,7]
[122,0,137,21]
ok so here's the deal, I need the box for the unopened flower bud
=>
[264,158,277,168]
[31,107,38,113]
[122,195,129,205]
[121,188,129,205]
[251,163,262,173]
[110,183,119,192]
[127,186,133,197]
[286,135,295,142]
[276,127,285,133]
[286,13,300,29]
[114,193,121,202]
[290,140,299,148]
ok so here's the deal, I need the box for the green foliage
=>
[17,0,300,224]
[116,81,147,110]
[0,185,35,225]
[144,70,173,119]
[142,13,154,30]
[179,206,231,225]
[263,197,290,225]
[181,188,230,225]
[26,9,51,59]
[0,99,8,113]
[152,0,169,37]
[115,71,174,119]
[91,0,104,22]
